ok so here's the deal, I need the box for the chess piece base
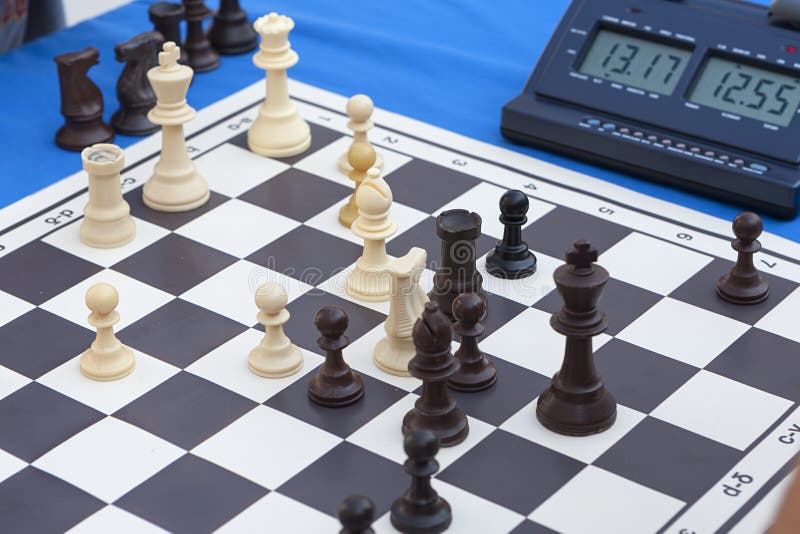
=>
[248,344,303,378]
[346,264,391,302]
[207,11,258,55]
[447,362,497,392]
[111,107,159,137]
[717,273,769,305]
[80,216,136,249]
[183,40,220,73]
[247,106,311,158]
[308,372,364,407]
[56,121,115,152]
[338,152,384,175]
[80,345,135,381]
[143,168,210,212]
[485,246,537,279]
[402,407,469,448]
[373,336,414,377]
[536,381,617,436]
[390,497,451,534]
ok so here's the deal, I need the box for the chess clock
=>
[501,0,800,218]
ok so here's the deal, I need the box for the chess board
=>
[1,80,800,534]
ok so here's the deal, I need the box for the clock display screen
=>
[577,29,692,95]
[688,56,800,126]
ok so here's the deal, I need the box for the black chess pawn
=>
[308,306,364,407]
[207,0,258,55]
[485,189,537,279]
[338,495,375,534]
[391,430,452,534]
[403,301,469,447]
[182,0,220,72]
[536,240,617,436]
[111,31,164,136]
[148,2,188,64]
[447,292,496,392]
[54,46,114,151]
[717,211,770,305]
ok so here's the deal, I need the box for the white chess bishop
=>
[338,94,384,174]
[80,283,135,381]
[248,282,304,378]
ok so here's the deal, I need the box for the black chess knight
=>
[112,31,164,136]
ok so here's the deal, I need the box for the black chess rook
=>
[111,31,164,136]
[308,306,365,407]
[485,189,537,279]
[148,2,188,64]
[717,211,770,305]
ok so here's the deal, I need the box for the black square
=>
[125,188,230,231]
[384,159,482,213]
[0,467,104,533]
[230,122,344,165]
[238,168,351,222]
[278,441,406,517]
[0,240,101,305]
[523,206,632,259]
[117,454,267,533]
[595,417,741,502]
[0,383,103,462]
[480,292,529,340]
[511,520,560,534]
[246,225,362,285]
[438,430,584,514]
[115,372,258,449]
[112,233,237,295]
[119,299,247,368]
[0,308,94,379]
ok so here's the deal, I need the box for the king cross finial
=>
[566,240,597,270]
[159,41,180,68]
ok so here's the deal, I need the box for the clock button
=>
[676,143,687,149]
[690,147,701,154]
[602,123,617,131]
[633,131,644,138]
[587,118,601,126]
[750,163,769,172]
[734,159,745,165]
[619,127,630,134]
[661,139,672,146]
[719,155,730,162]
[705,151,715,158]
[647,135,658,142]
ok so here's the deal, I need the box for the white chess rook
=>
[248,282,304,378]
[247,13,311,157]
[338,94,384,174]
[80,283,135,381]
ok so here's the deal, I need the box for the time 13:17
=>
[602,43,683,86]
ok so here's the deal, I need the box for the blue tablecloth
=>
[1,0,796,241]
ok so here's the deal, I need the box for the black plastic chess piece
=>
[207,0,258,55]
[717,211,770,305]
[485,189,537,279]
[111,31,164,136]
[148,2,188,64]
[403,301,469,447]
[536,240,617,436]
[54,47,114,151]
[447,292,496,392]
[182,0,220,73]
[769,0,800,28]
[338,495,375,534]
[308,306,365,407]
[428,209,486,321]
[391,430,452,534]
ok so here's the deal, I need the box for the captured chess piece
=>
[248,282,303,378]
[447,292,496,392]
[54,46,114,151]
[80,283,135,381]
[390,430,452,534]
[111,31,163,136]
[339,142,376,228]
[80,144,136,249]
[338,495,375,534]
[403,301,469,447]
[339,94,384,174]
[148,2,188,64]
[308,306,365,407]
[537,240,617,436]
[181,0,220,72]
[717,211,770,305]
[207,0,258,55]
[485,189,537,279]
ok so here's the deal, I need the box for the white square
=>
[651,370,793,450]
[43,217,169,268]
[0,289,34,327]
[176,199,300,258]
[617,297,749,368]
[195,143,290,198]
[37,352,179,415]
[216,492,338,533]
[756,287,800,343]
[478,251,560,306]
[67,505,168,534]
[0,448,26,484]
[186,329,323,403]
[529,466,685,534]
[33,417,185,502]
[40,269,173,332]
[344,324,421,392]
[600,232,713,295]
[501,399,646,463]
[192,405,341,489]
[181,260,313,325]
[0,364,32,401]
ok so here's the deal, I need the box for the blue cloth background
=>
[1,0,796,241]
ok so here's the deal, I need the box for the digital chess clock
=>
[501,0,800,218]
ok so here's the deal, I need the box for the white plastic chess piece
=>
[80,283,135,381]
[338,94,384,174]
[80,143,136,248]
[346,167,396,301]
[339,142,376,228]
[374,247,429,376]
[248,282,304,378]
[144,41,210,212]
[247,13,311,157]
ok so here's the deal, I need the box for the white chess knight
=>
[374,247,429,376]
[338,94,384,174]
[247,13,311,157]
[80,283,135,381]
[248,282,304,378]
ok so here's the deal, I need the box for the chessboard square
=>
[67,505,167,534]
[522,206,632,259]
[195,142,290,198]
[114,371,258,450]
[0,240,102,305]
[0,289,34,328]
[384,158,484,214]
[216,492,339,533]
[115,454,268,533]
[0,448,26,484]
[125,188,231,231]
[0,364,32,402]
[651,370,792,450]
[344,324,421,391]
[617,297,750,368]
[479,291,530,340]
[438,430,585,515]
[511,520,560,533]
[112,233,237,296]
[192,405,341,489]
[231,121,345,166]
[33,417,184,503]
[175,198,300,258]
[529,466,685,534]
[756,287,800,343]
[478,252,560,307]
[238,167,352,222]
[601,232,713,295]
[316,261,390,315]
[119,299,247,368]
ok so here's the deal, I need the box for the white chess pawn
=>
[248,282,304,378]
[338,94,384,175]
[80,283,135,381]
